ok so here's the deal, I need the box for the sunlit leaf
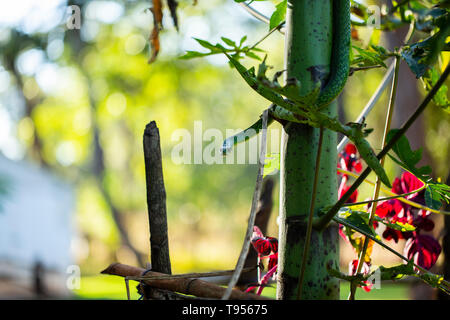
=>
[423,67,450,112]
[401,20,450,78]
[269,0,287,30]
[263,153,280,178]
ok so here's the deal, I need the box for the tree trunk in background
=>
[277,0,339,300]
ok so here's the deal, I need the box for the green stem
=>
[277,0,339,300]
[297,126,324,300]
[348,55,400,300]
[314,62,450,231]
[248,21,285,51]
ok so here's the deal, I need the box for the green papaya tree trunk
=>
[277,0,340,300]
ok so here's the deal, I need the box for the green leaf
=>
[269,0,287,30]
[425,186,444,209]
[239,35,247,47]
[193,38,219,51]
[221,37,236,48]
[341,207,416,232]
[401,20,450,78]
[386,129,432,178]
[423,67,450,112]
[263,153,280,177]
[244,51,262,61]
[178,51,210,59]
[351,45,389,68]
[386,129,450,208]
[335,208,377,238]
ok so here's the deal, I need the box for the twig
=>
[249,21,285,51]
[345,187,425,207]
[297,126,324,299]
[143,121,172,275]
[337,168,450,215]
[126,266,257,281]
[222,109,269,300]
[349,65,383,76]
[101,263,269,300]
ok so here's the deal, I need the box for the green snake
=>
[315,0,351,109]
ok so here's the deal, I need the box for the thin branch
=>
[249,21,285,51]
[337,168,450,215]
[345,187,425,207]
[297,126,324,300]
[222,109,269,300]
[315,62,450,230]
[349,55,400,300]
[349,65,383,76]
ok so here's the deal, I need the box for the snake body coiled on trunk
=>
[315,0,351,109]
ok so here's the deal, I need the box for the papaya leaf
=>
[335,208,377,238]
[351,45,389,68]
[221,37,236,48]
[386,129,432,178]
[375,260,415,281]
[401,19,450,78]
[179,37,264,62]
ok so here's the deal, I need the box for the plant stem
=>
[348,55,400,300]
[249,21,285,51]
[314,62,450,231]
[345,188,425,207]
[297,126,324,300]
